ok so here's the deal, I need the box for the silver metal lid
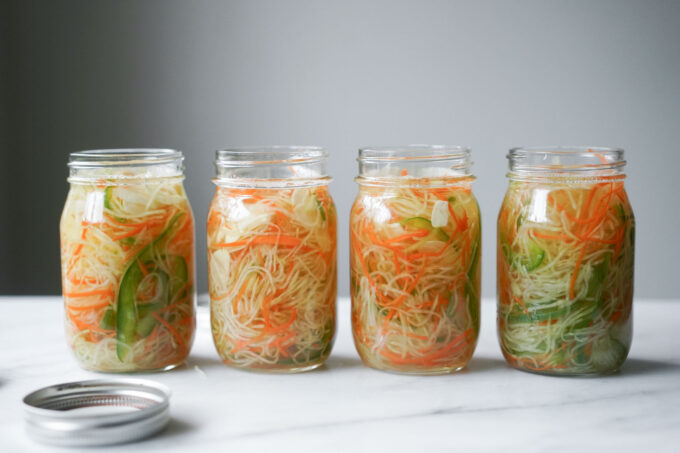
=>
[23,379,171,447]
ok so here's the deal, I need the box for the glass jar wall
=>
[207,147,337,373]
[350,146,481,374]
[60,149,196,372]
[497,147,635,375]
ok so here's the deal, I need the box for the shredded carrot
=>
[213,235,301,249]
[104,212,165,228]
[610,311,623,323]
[66,300,111,312]
[137,258,149,277]
[207,211,222,227]
[406,231,457,260]
[263,302,296,333]
[379,329,472,365]
[514,295,529,315]
[143,326,161,353]
[152,312,187,355]
[366,224,403,274]
[383,230,429,244]
[532,230,573,241]
[351,230,389,305]
[110,224,146,241]
[611,225,626,264]
[232,281,250,315]
[67,310,109,336]
[64,288,115,299]
[588,147,609,165]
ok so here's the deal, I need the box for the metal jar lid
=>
[23,378,171,447]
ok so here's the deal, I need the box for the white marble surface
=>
[1,297,679,452]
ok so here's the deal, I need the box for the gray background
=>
[1,0,678,299]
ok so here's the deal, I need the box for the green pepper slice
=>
[100,308,116,330]
[104,186,115,211]
[315,198,327,221]
[116,213,183,361]
[519,239,544,271]
[466,238,481,336]
[400,217,449,241]
[500,234,543,272]
[134,269,169,337]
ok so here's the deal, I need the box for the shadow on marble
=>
[620,358,680,376]
[317,354,364,371]
[182,354,224,371]
[135,416,195,447]
[180,354,366,374]
[463,356,508,374]
[162,417,195,438]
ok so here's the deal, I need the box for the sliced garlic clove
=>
[209,248,231,280]
[431,200,449,228]
[292,188,307,206]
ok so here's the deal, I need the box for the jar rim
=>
[356,145,473,187]
[358,145,471,163]
[68,149,183,168]
[508,146,626,173]
[216,146,327,167]
[214,146,329,187]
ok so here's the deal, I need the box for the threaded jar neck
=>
[507,146,626,183]
[214,146,330,188]
[356,145,474,187]
[68,149,184,183]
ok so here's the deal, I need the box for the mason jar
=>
[497,146,635,375]
[60,149,196,372]
[350,145,481,374]
[208,147,337,372]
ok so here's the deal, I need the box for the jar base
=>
[221,360,326,374]
[362,362,467,375]
[508,363,622,377]
[77,361,184,374]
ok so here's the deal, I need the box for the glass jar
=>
[350,145,481,374]
[497,146,635,375]
[208,147,337,372]
[60,149,196,372]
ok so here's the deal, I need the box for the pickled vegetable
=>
[351,182,481,374]
[60,180,195,371]
[498,180,634,374]
[208,186,337,372]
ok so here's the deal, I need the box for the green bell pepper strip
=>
[519,239,545,271]
[100,308,116,330]
[466,237,481,336]
[104,186,115,211]
[400,217,449,242]
[116,212,183,361]
[615,204,627,222]
[315,198,327,221]
[499,231,513,264]
[571,256,609,330]
[500,232,544,272]
[508,256,610,325]
[508,304,568,323]
[119,236,136,247]
[110,256,188,341]
[104,186,135,227]
[131,256,189,339]
[170,255,188,297]
[134,269,169,337]
[400,216,432,231]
